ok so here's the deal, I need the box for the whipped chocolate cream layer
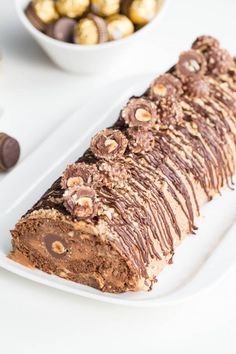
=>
[10,36,236,293]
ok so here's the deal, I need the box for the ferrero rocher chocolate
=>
[106,14,134,41]
[25,0,160,45]
[25,3,45,31]
[46,17,76,42]
[55,0,89,18]
[91,0,120,17]
[0,133,20,172]
[74,14,108,45]
[122,0,158,26]
[26,0,59,31]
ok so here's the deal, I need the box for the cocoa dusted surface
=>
[10,36,236,293]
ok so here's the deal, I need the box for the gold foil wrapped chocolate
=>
[91,0,120,17]
[28,0,59,28]
[74,13,109,45]
[56,0,89,18]
[26,0,160,45]
[122,0,158,26]
[106,14,134,41]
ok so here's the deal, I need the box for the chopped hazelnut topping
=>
[156,97,183,126]
[97,160,129,189]
[67,176,84,188]
[127,127,155,153]
[78,196,93,208]
[104,138,118,152]
[135,108,152,122]
[184,59,200,72]
[153,83,167,97]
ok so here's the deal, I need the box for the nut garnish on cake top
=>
[192,35,234,76]
[90,128,128,160]
[61,37,236,221]
[148,74,183,101]
[121,97,157,129]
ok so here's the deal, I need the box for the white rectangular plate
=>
[0,73,236,307]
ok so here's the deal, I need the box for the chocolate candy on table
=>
[46,17,76,42]
[0,133,20,172]
[25,0,59,31]
[74,13,108,45]
[91,0,120,17]
[121,0,158,26]
[106,14,134,41]
[55,0,89,18]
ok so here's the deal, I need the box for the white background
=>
[1,1,236,353]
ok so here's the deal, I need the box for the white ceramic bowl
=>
[15,0,168,74]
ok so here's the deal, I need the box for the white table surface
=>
[1,1,236,353]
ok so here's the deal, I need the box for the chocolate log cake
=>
[10,36,236,293]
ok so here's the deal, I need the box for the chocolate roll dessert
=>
[10,36,236,293]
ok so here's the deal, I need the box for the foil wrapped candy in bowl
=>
[15,0,168,74]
